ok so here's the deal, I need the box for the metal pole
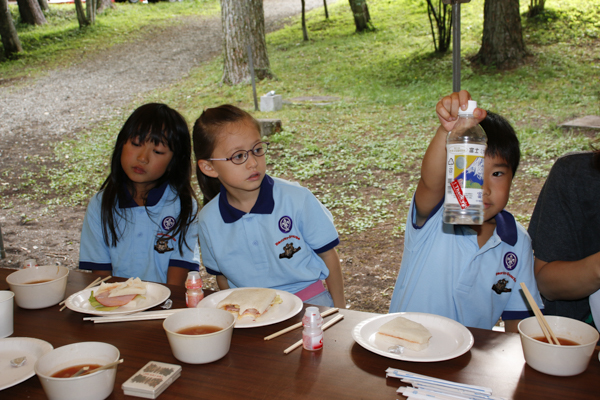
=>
[452,2,461,92]
[247,45,259,111]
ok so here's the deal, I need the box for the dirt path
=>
[0,0,340,271]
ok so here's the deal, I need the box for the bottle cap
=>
[458,100,477,116]
[185,271,202,289]
[303,307,323,327]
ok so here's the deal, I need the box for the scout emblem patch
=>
[503,252,518,271]
[155,234,175,254]
[279,242,301,259]
[279,216,293,233]
[492,279,512,295]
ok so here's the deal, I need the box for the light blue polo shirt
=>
[79,182,200,283]
[389,198,543,330]
[198,175,339,294]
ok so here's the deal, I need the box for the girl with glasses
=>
[79,103,200,286]
[193,105,345,308]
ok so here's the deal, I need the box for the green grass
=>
[3,0,599,234]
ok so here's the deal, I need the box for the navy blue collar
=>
[219,175,275,223]
[435,200,518,246]
[119,181,169,209]
[495,210,518,246]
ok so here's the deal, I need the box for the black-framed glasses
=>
[208,141,270,165]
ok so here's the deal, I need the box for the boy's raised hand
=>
[436,90,487,132]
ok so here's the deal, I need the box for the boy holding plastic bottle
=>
[388,90,543,332]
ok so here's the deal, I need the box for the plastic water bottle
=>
[185,271,204,308]
[443,100,487,225]
[302,307,323,351]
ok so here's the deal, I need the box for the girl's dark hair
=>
[480,111,521,177]
[192,104,261,205]
[100,103,197,255]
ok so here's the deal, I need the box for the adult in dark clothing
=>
[528,150,600,327]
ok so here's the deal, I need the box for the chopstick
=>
[283,314,344,354]
[59,275,112,312]
[84,309,184,323]
[80,359,123,376]
[520,282,560,345]
[71,366,89,377]
[264,307,339,340]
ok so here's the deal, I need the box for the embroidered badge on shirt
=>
[161,216,176,231]
[155,234,174,254]
[503,252,518,271]
[279,242,301,259]
[492,278,512,295]
[278,216,293,233]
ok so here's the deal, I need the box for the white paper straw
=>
[409,382,505,400]
[399,387,479,400]
[398,386,507,400]
[398,386,468,400]
[386,368,491,394]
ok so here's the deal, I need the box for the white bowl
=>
[6,266,69,309]
[163,308,235,364]
[518,315,599,376]
[34,342,120,400]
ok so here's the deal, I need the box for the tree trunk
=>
[220,0,273,85]
[473,0,528,69]
[97,0,113,14]
[426,0,451,53]
[86,0,96,25]
[74,0,89,27]
[16,0,46,25]
[0,0,23,58]
[348,0,372,32]
[526,0,545,18]
[301,0,308,41]
[37,0,48,12]
[323,0,329,19]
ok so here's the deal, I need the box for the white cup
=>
[0,291,15,338]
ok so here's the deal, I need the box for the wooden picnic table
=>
[1,267,598,399]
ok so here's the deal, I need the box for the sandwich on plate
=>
[377,316,432,352]
[89,277,147,310]
[217,288,282,320]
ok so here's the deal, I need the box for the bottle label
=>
[302,331,323,351]
[445,143,486,208]
[185,291,204,308]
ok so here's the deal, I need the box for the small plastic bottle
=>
[185,271,204,308]
[444,99,487,225]
[302,307,323,351]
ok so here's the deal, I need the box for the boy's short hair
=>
[480,111,520,177]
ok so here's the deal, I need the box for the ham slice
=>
[95,290,136,307]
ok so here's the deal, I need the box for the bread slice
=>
[96,277,147,297]
[217,288,280,320]
[377,317,432,351]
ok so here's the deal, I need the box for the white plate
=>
[197,288,303,328]
[352,312,474,362]
[65,282,171,316]
[0,337,53,391]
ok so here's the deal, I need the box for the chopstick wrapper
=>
[122,361,181,399]
[387,368,507,400]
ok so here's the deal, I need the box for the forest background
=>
[0,0,599,313]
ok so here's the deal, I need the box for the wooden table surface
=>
[1,268,598,399]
